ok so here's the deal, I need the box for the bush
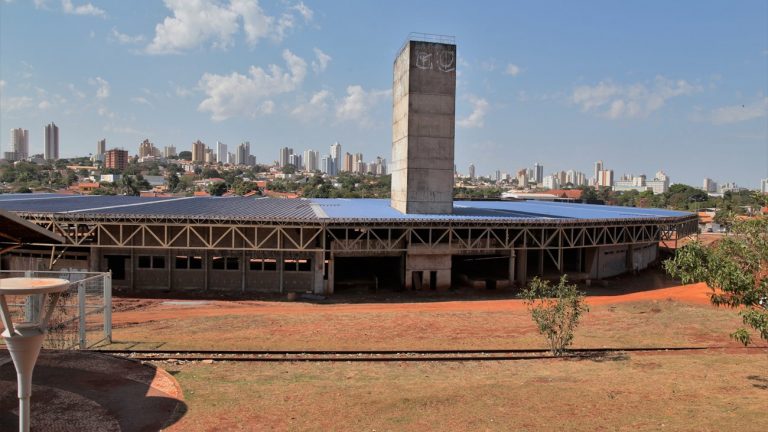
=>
[522,276,588,356]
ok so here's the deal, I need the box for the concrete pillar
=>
[203,249,209,291]
[241,250,246,293]
[167,248,173,291]
[129,246,135,292]
[89,247,99,272]
[508,250,515,285]
[313,251,324,294]
[538,249,544,276]
[626,244,635,273]
[404,270,413,290]
[278,251,284,293]
[515,248,527,286]
[327,256,334,295]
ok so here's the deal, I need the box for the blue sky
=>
[1,0,766,187]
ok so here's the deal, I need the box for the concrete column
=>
[508,250,516,286]
[626,244,635,273]
[241,250,246,293]
[327,256,334,295]
[89,247,99,272]
[538,249,544,277]
[312,251,324,294]
[167,248,173,292]
[204,249,209,292]
[515,249,527,286]
[129,247,135,292]
[278,251,284,293]
[404,270,413,290]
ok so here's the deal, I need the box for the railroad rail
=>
[92,346,767,363]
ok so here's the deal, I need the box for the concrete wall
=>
[391,40,456,214]
[405,245,451,290]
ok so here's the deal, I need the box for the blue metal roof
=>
[0,194,692,222]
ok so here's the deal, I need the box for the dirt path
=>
[112,282,713,325]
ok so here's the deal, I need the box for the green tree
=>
[208,181,228,196]
[664,216,768,345]
[522,276,589,356]
[178,151,192,160]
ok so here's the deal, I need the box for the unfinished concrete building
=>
[0,195,696,294]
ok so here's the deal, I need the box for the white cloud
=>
[335,85,389,124]
[291,89,332,119]
[709,97,768,125]
[291,2,313,22]
[572,76,700,119]
[111,27,145,44]
[505,64,521,76]
[147,0,239,54]
[197,49,307,121]
[458,96,489,128]
[67,83,86,99]
[230,0,272,45]
[171,82,193,97]
[130,96,153,107]
[97,106,115,118]
[61,0,106,17]
[0,80,5,91]
[38,100,51,110]
[311,48,331,73]
[1,96,34,113]
[147,0,310,55]
[89,76,110,99]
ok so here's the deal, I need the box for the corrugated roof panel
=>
[0,194,692,222]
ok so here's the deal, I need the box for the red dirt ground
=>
[111,281,713,325]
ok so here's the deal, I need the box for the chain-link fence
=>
[0,270,112,349]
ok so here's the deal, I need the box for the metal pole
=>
[78,282,86,349]
[103,273,112,343]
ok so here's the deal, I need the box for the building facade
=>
[44,122,59,160]
[104,149,129,171]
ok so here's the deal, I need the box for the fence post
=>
[103,272,112,344]
[78,281,86,349]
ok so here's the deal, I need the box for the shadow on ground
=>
[0,350,186,431]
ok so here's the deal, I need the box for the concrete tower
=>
[391,35,456,214]
[44,122,58,160]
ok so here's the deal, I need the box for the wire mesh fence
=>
[0,270,112,349]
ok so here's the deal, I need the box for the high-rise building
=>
[216,141,228,164]
[191,140,206,163]
[468,163,475,179]
[6,128,29,161]
[288,153,303,170]
[138,139,157,158]
[279,147,293,167]
[321,154,335,175]
[330,142,341,169]
[353,152,364,173]
[104,149,129,171]
[761,178,768,194]
[703,178,715,193]
[594,160,603,186]
[533,163,544,184]
[164,145,177,158]
[236,142,251,166]
[97,138,106,156]
[44,122,59,160]
[205,148,216,163]
[342,152,353,172]
[391,37,456,214]
[517,169,528,188]
[303,149,319,172]
[598,169,614,188]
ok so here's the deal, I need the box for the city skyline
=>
[1,1,766,187]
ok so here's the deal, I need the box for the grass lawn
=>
[161,352,768,431]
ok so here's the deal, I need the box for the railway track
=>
[91,346,765,363]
